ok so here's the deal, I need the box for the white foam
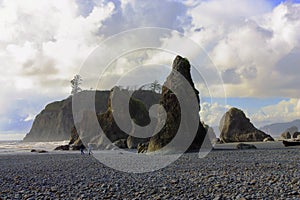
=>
[0,140,69,154]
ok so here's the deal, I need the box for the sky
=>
[0,0,300,140]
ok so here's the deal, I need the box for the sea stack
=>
[70,87,160,149]
[220,107,273,143]
[147,55,207,152]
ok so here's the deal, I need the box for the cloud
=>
[186,1,300,98]
[1,0,300,136]
[200,102,231,127]
[0,0,115,93]
[252,98,300,125]
[100,0,191,36]
[185,0,273,48]
[0,0,115,133]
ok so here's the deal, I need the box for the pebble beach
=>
[0,142,300,199]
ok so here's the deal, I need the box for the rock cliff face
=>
[23,91,109,142]
[147,56,207,152]
[98,87,151,144]
[23,97,74,142]
[24,89,160,143]
[69,87,160,149]
[220,108,273,143]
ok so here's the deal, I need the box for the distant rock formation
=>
[147,56,207,152]
[281,132,292,140]
[260,120,300,137]
[220,108,273,143]
[23,91,110,142]
[293,132,300,139]
[279,126,298,140]
[286,126,298,135]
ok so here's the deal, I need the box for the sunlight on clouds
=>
[0,0,115,95]
[0,0,300,133]
[0,0,115,132]
[187,1,300,98]
[200,102,231,127]
[6,42,37,63]
[252,98,300,124]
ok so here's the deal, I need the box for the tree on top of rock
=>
[150,80,162,93]
[71,75,82,95]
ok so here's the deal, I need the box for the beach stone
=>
[30,149,48,153]
[248,179,257,185]
[220,107,273,143]
[290,178,298,185]
[54,145,70,151]
[236,143,257,150]
[170,179,179,184]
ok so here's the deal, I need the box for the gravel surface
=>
[0,147,300,199]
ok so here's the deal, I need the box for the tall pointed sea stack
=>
[147,56,207,152]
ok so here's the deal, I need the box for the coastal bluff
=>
[23,89,160,142]
[23,91,110,142]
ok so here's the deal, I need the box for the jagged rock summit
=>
[147,55,207,152]
[220,107,273,143]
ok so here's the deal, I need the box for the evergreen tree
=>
[71,75,82,95]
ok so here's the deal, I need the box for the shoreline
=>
[1,143,300,199]
[1,140,299,155]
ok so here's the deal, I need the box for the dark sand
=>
[0,144,300,199]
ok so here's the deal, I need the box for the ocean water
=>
[0,140,69,154]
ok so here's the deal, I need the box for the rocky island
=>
[219,107,273,143]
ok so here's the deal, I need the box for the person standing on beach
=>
[80,145,85,155]
[88,143,93,155]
